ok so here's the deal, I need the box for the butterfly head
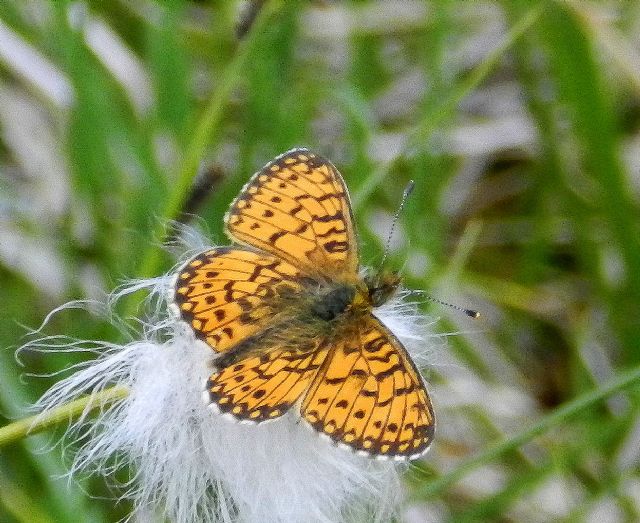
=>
[363,270,401,308]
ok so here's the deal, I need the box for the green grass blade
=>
[134,2,285,283]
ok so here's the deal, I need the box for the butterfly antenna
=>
[380,180,415,270]
[409,290,480,318]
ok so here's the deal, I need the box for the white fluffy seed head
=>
[28,261,439,523]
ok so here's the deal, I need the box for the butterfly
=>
[171,148,434,460]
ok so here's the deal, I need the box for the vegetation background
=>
[1,0,640,521]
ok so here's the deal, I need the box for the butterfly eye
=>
[369,288,387,307]
[366,271,400,307]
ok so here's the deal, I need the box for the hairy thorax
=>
[295,268,401,333]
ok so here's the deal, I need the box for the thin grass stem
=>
[352,2,545,210]
[134,1,283,283]
[0,386,129,448]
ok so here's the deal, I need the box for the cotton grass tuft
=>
[28,252,438,523]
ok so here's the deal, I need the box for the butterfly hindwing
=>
[300,315,434,460]
[206,342,329,422]
[225,148,359,277]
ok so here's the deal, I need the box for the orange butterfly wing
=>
[173,246,304,353]
[225,148,359,278]
[301,316,435,459]
[205,341,329,422]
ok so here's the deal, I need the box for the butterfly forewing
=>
[225,148,359,278]
[301,316,434,459]
[174,247,305,353]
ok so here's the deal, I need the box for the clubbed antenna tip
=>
[412,292,480,319]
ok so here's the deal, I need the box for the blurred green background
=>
[2,1,640,521]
